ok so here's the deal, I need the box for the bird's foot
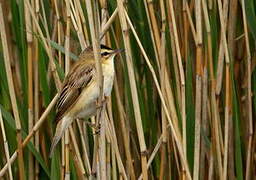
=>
[95,96,108,109]
[85,121,97,128]
[94,124,101,135]
[85,121,101,134]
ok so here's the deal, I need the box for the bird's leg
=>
[84,121,101,134]
[94,124,101,135]
[93,96,109,134]
[84,121,97,128]
[95,96,109,109]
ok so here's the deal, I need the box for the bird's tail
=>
[49,116,73,157]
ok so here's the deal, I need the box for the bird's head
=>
[100,44,123,62]
[79,44,123,63]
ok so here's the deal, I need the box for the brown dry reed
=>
[0,0,256,179]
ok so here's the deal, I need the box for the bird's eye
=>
[101,52,109,57]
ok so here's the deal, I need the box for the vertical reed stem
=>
[116,1,148,179]
[0,109,13,180]
[0,4,25,180]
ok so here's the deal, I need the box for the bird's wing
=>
[55,62,96,121]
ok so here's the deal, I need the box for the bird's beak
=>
[112,48,124,55]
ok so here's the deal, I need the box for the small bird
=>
[49,44,122,157]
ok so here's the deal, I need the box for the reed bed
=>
[0,0,256,179]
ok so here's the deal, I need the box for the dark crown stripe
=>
[81,44,113,55]
[100,44,113,50]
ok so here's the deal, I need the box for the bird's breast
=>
[102,61,115,97]
[71,61,115,119]
[77,63,115,117]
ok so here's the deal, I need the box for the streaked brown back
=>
[55,61,96,122]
